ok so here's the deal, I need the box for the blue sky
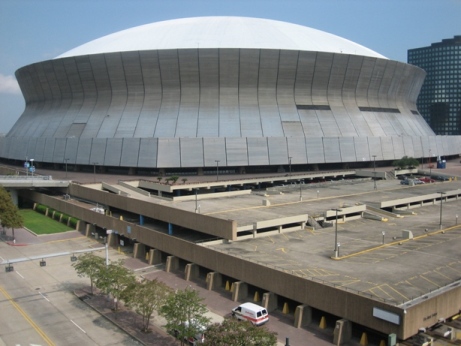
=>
[0,0,459,134]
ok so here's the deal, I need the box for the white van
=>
[231,302,269,326]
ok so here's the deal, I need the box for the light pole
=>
[105,229,113,266]
[64,158,69,178]
[372,155,377,190]
[299,180,303,201]
[337,242,341,257]
[456,214,458,225]
[317,190,319,199]
[288,156,292,176]
[195,188,200,213]
[92,162,98,183]
[429,149,432,178]
[215,160,220,181]
[382,231,385,244]
[438,191,446,229]
[333,209,342,258]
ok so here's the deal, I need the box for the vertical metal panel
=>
[402,136,415,158]
[356,57,376,106]
[26,138,38,162]
[339,137,355,162]
[89,138,108,165]
[377,61,396,108]
[76,138,92,165]
[299,109,323,137]
[53,138,67,163]
[363,113,386,137]
[80,54,111,138]
[247,138,269,165]
[294,51,316,105]
[98,53,127,138]
[381,137,394,160]
[268,137,289,165]
[203,138,226,166]
[157,138,180,167]
[43,138,56,163]
[419,136,430,160]
[116,51,144,138]
[62,58,85,129]
[305,137,325,163]
[327,54,348,106]
[353,137,370,162]
[376,113,398,136]
[331,106,357,137]
[259,50,284,137]
[34,138,47,162]
[155,50,180,138]
[342,56,363,104]
[138,138,158,168]
[225,138,248,166]
[9,138,26,161]
[277,50,299,122]
[176,50,200,138]
[317,110,341,137]
[120,138,141,167]
[287,137,307,164]
[367,137,383,160]
[180,138,204,167]
[391,137,405,161]
[323,137,341,163]
[219,49,241,137]
[367,59,387,107]
[311,52,333,105]
[104,139,123,166]
[135,51,162,138]
[197,49,219,137]
[240,50,262,137]
[282,121,305,137]
[64,138,79,163]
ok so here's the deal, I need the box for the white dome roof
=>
[56,17,387,59]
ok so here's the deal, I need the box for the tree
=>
[157,176,163,183]
[181,178,188,184]
[170,176,179,184]
[72,252,105,295]
[0,186,23,241]
[392,156,420,169]
[96,259,135,311]
[160,286,211,345]
[203,318,277,346]
[123,278,172,332]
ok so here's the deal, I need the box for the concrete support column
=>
[85,223,96,237]
[300,221,306,230]
[148,249,162,265]
[261,292,278,312]
[158,190,163,197]
[8,189,18,206]
[278,225,282,233]
[128,167,136,175]
[165,256,179,272]
[133,243,146,259]
[76,220,85,233]
[107,232,116,247]
[206,272,222,291]
[294,305,312,328]
[333,319,352,346]
[231,281,248,302]
[253,222,257,238]
[185,263,199,281]
[197,167,203,176]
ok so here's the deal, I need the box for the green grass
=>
[19,209,74,235]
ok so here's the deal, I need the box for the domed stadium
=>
[2,17,459,174]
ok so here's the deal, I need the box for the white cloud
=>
[0,74,21,95]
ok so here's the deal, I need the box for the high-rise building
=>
[408,36,461,135]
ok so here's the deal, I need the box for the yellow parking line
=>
[0,285,55,346]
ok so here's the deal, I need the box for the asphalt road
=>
[0,233,142,346]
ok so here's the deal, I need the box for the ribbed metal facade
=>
[2,48,459,169]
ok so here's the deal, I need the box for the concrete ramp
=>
[366,205,403,218]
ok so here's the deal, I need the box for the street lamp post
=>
[438,191,446,229]
[64,158,69,178]
[105,229,113,266]
[215,160,220,181]
[382,231,385,244]
[372,155,377,190]
[456,214,458,225]
[92,162,98,183]
[195,188,200,213]
[288,156,292,176]
[333,209,342,258]
[317,190,319,199]
[299,180,303,201]
[429,149,432,178]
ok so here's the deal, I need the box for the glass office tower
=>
[408,36,461,135]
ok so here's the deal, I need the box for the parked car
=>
[400,179,410,185]
[172,320,207,345]
[434,176,450,181]
[418,177,436,183]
